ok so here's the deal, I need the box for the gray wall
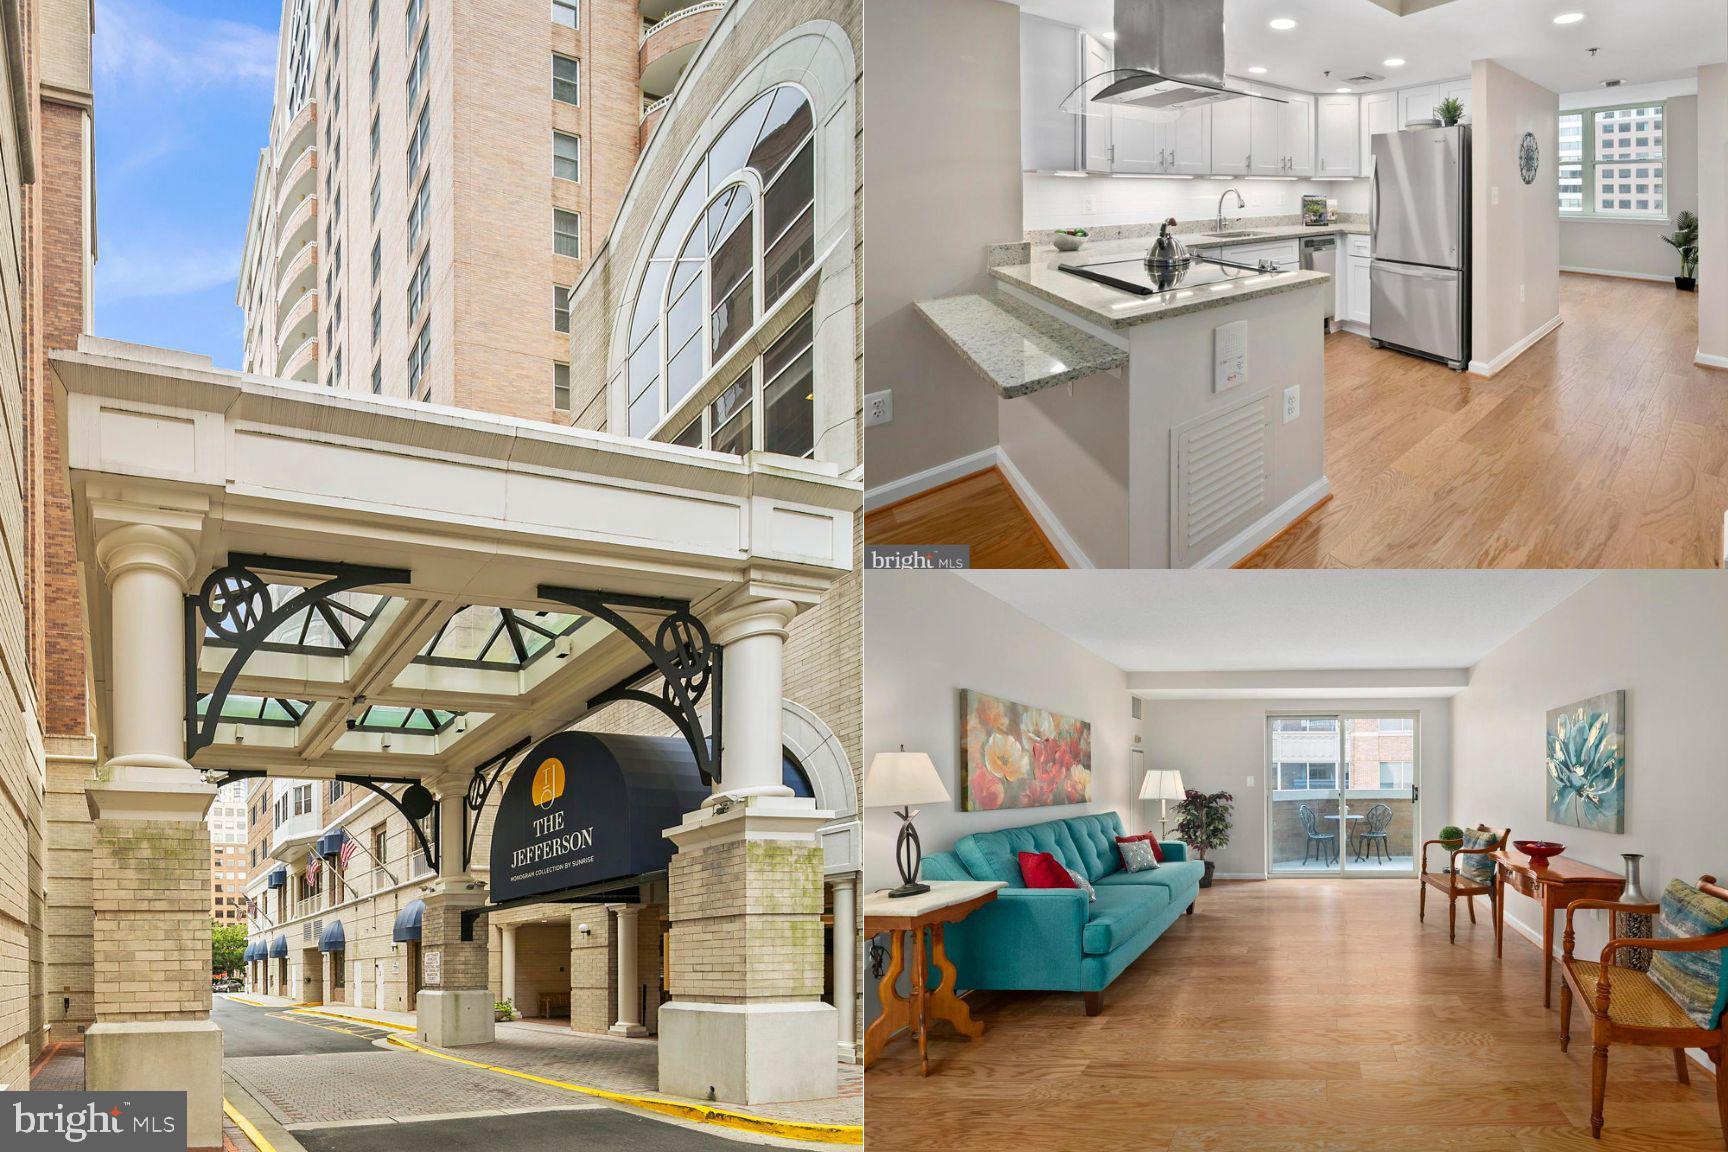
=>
[863,0,1022,492]
[1559,96,1698,279]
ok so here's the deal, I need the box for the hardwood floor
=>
[865,880,1726,1151]
[865,276,1727,569]
[865,468,1065,568]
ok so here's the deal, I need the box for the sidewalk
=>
[289,1000,863,1140]
[28,1041,269,1152]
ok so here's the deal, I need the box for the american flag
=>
[305,855,321,884]
[338,835,359,871]
[244,896,257,917]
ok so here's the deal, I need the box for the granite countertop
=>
[990,215,1371,268]
[914,291,1128,399]
[991,236,1331,331]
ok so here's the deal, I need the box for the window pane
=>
[666,332,702,405]
[554,285,571,333]
[551,0,577,27]
[654,172,710,260]
[628,385,659,437]
[1594,105,1661,162]
[672,418,702,448]
[553,55,579,105]
[710,375,752,456]
[764,204,814,304]
[709,203,753,310]
[627,327,659,401]
[553,363,571,411]
[765,311,813,380]
[708,89,775,187]
[765,140,814,245]
[711,272,752,361]
[554,131,580,181]
[1558,163,1583,213]
[762,345,812,457]
[749,86,813,181]
[666,275,703,359]
[554,209,580,257]
[631,260,670,349]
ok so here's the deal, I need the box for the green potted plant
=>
[1662,210,1699,292]
[1437,825,1464,872]
[1173,788,1233,888]
[494,997,516,1023]
[1434,97,1466,127]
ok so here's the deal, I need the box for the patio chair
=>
[1358,803,1394,864]
[1558,875,1728,1144]
[1419,824,1509,944]
[1298,803,1337,867]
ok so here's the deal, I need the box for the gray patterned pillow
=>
[1118,838,1159,873]
[1064,867,1097,902]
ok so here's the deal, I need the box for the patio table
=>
[1324,813,1366,861]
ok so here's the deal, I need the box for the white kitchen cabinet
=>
[1080,34,1113,173]
[1249,96,1283,175]
[1360,90,1397,177]
[1112,107,1170,174]
[1019,13,1082,172]
[1399,84,1440,128]
[1169,103,1211,174]
[1210,96,1249,175]
[1281,95,1314,176]
[1345,253,1372,327]
[1316,94,1358,177]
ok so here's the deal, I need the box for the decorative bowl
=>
[1053,233,1085,252]
[1514,840,1565,865]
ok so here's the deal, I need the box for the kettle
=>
[1145,217,1192,272]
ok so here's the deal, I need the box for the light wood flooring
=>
[865,880,1726,1151]
[866,468,1065,568]
[866,275,1727,569]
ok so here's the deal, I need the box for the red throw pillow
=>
[1018,850,1077,889]
[1115,832,1165,862]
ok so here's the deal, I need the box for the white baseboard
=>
[1695,349,1728,371]
[995,447,1095,569]
[1559,266,1672,284]
[1468,314,1562,378]
[863,446,998,512]
[1190,476,1332,569]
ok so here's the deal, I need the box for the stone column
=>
[500,924,517,1013]
[659,597,838,1105]
[609,905,647,1036]
[831,874,858,1063]
[415,789,494,1047]
[83,524,224,1151]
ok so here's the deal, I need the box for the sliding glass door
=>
[1267,712,1419,878]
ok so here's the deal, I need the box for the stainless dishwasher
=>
[1300,234,1337,331]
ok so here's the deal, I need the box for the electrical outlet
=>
[1246,776,1255,788]
[1083,194,1098,215]
[864,389,893,428]
[1491,185,1501,206]
[1283,384,1300,423]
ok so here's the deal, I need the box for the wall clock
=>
[1519,131,1540,185]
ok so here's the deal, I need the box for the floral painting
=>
[959,690,1092,811]
[1545,690,1626,832]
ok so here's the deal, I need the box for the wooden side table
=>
[1493,849,1624,1007]
[862,880,1003,1077]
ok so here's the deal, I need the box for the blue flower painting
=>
[1545,691,1626,832]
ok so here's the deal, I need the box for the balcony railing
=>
[276,288,319,352]
[275,146,318,218]
[275,241,318,310]
[274,196,317,264]
[639,0,724,45]
[640,93,674,123]
[281,335,319,381]
[275,99,317,167]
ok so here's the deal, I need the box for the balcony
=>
[638,0,723,99]
[281,335,319,383]
[274,195,317,266]
[270,808,322,858]
[275,145,318,219]
[276,99,317,169]
[276,287,318,356]
[640,93,672,147]
[275,240,318,312]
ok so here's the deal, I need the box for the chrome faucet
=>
[1216,187,1245,234]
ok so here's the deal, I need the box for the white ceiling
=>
[959,570,1595,672]
[1014,0,1727,97]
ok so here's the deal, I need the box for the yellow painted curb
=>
[223,1097,278,1152]
[225,996,271,1008]
[385,1032,862,1146]
[288,1007,413,1033]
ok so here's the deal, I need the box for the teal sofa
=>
[920,812,1202,1015]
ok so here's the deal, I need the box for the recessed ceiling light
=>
[1383,58,1406,67]
[1553,11,1585,23]
[1102,31,1117,40]
[1335,87,1352,93]
[1248,66,1268,74]
[1268,17,1297,30]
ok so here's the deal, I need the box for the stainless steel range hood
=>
[1065,0,1282,114]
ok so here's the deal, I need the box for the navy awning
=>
[266,866,287,890]
[269,935,288,959]
[392,899,424,943]
[317,920,345,953]
[316,830,347,859]
[242,940,257,962]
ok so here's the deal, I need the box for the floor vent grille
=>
[1171,391,1275,565]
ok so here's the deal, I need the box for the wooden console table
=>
[862,880,1002,1076]
[1493,849,1624,1007]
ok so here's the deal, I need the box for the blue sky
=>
[93,0,281,369]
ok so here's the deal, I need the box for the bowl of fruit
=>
[1053,228,1088,252]
[1514,840,1565,866]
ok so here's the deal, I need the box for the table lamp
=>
[1140,768,1186,839]
[865,749,951,898]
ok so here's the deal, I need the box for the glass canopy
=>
[203,584,388,655]
[196,693,311,727]
[415,607,588,670]
[351,705,461,734]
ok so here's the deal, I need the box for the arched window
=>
[625,83,817,456]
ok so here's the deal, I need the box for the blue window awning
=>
[242,940,257,962]
[392,899,424,943]
[267,866,287,890]
[269,934,288,959]
[317,920,345,953]
[316,830,347,859]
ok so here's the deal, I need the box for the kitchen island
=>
[918,231,1336,567]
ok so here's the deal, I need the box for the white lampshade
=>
[865,751,951,807]
[1139,768,1185,802]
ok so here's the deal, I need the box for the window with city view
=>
[1558,103,1665,217]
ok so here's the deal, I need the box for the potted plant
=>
[1434,97,1466,127]
[1053,227,1088,252]
[1662,210,1699,292]
[494,998,516,1023]
[1173,788,1233,888]
[1436,825,1464,872]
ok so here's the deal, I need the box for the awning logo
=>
[532,757,566,810]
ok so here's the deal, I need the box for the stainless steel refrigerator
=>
[1370,125,1471,370]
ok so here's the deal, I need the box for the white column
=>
[707,599,798,798]
[610,906,647,1037]
[97,524,199,777]
[831,875,858,1063]
[500,925,517,1013]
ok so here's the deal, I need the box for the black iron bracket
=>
[461,737,534,873]
[536,585,723,786]
[333,773,440,873]
[186,554,411,758]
